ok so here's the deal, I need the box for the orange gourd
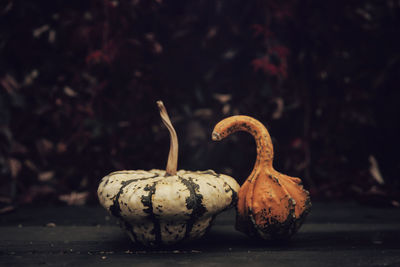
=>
[212,115,311,240]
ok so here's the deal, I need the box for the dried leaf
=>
[213,93,232,104]
[272,98,284,119]
[24,160,38,172]
[59,191,89,206]
[48,30,56,43]
[38,171,55,182]
[46,222,56,227]
[392,200,400,207]
[0,206,15,214]
[153,42,163,54]
[23,69,39,86]
[369,155,384,185]
[223,49,236,59]
[64,86,77,97]
[1,74,20,93]
[222,104,231,115]
[36,139,54,155]
[8,158,21,178]
[56,142,67,153]
[33,25,50,38]
[145,32,155,41]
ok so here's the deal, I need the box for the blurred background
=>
[1,0,399,211]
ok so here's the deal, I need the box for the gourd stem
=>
[157,101,178,176]
[212,115,274,170]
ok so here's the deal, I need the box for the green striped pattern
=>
[98,169,239,246]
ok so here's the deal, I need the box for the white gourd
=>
[97,101,239,247]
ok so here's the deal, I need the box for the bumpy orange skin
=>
[212,115,311,240]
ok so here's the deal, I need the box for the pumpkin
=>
[212,115,311,240]
[98,101,239,247]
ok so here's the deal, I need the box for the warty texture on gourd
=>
[212,115,311,240]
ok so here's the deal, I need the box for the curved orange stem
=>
[212,115,274,172]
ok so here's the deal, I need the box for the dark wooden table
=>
[1,202,399,266]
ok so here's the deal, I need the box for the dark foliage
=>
[0,0,399,207]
